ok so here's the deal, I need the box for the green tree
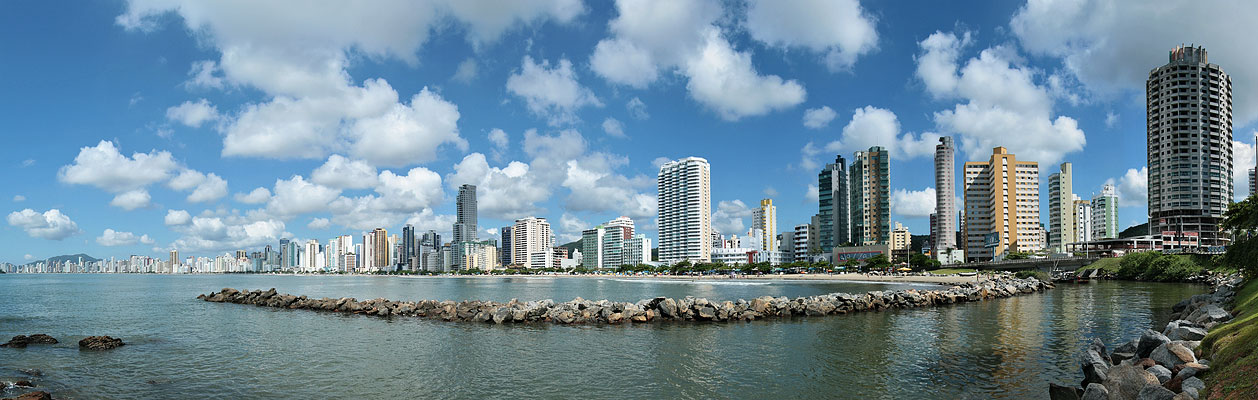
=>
[864,254,891,272]
[1223,194,1258,278]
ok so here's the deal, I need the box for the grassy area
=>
[1077,252,1232,281]
[1201,279,1258,399]
[1080,257,1122,273]
[926,268,977,275]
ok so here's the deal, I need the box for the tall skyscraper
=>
[752,198,776,252]
[1092,184,1119,240]
[850,146,890,246]
[934,137,957,252]
[1074,196,1093,243]
[1047,162,1076,253]
[401,224,415,270]
[657,157,712,264]
[1147,45,1233,248]
[964,147,1042,261]
[453,184,478,244]
[371,228,389,271]
[817,155,850,250]
[512,217,553,269]
[499,226,513,267]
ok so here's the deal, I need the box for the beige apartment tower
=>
[752,198,777,252]
[964,147,1042,261]
[1047,162,1076,253]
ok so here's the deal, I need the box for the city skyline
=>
[6,1,1258,264]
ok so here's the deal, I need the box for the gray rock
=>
[1151,342,1196,369]
[1167,325,1208,341]
[1103,364,1160,400]
[1137,329,1172,358]
[658,298,678,319]
[1048,383,1080,400]
[1137,384,1176,400]
[1182,376,1204,392]
[1081,347,1111,386]
[1081,383,1108,400]
[1181,387,1198,399]
[1147,365,1172,384]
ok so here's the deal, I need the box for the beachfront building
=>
[964,147,1043,261]
[752,199,777,252]
[657,157,712,264]
[512,217,554,269]
[934,136,958,253]
[1092,184,1119,240]
[818,156,850,250]
[851,147,891,246]
[1047,162,1076,254]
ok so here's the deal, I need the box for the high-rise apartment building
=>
[792,224,810,262]
[752,198,776,252]
[512,217,553,269]
[499,226,513,267]
[964,147,1042,261]
[850,147,891,246]
[1147,45,1233,248]
[1250,134,1257,198]
[934,136,957,252]
[453,184,478,244]
[1075,196,1093,243]
[1092,184,1119,240]
[582,217,636,269]
[817,156,850,249]
[1047,162,1076,253]
[623,235,652,266]
[657,157,712,264]
[401,225,415,270]
[371,228,389,271]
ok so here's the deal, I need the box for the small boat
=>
[958,272,977,277]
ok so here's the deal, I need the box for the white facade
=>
[752,199,776,252]
[624,235,651,265]
[934,137,958,252]
[792,224,810,262]
[512,217,554,269]
[1075,196,1093,243]
[657,157,712,264]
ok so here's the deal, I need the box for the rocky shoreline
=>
[1049,274,1243,400]
[198,277,1052,324]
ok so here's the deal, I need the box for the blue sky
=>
[3,0,1257,263]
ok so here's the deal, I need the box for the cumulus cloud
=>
[7,208,80,240]
[308,218,331,230]
[744,0,878,71]
[590,0,805,120]
[626,97,649,120]
[167,169,228,203]
[506,56,603,126]
[58,140,177,193]
[234,187,272,204]
[1108,167,1149,208]
[97,229,147,246]
[803,106,837,129]
[452,58,478,83]
[1234,139,1255,199]
[711,199,753,235]
[311,155,379,189]
[487,128,509,150]
[1011,0,1258,124]
[165,98,220,128]
[348,87,466,167]
[446,153,548,220]
[185,60,226,89]
[824,106,941,160]
[165,209,192,226]
[169,215,286,253]
[891,188,936,218]
[110,189,152,210]
[267,176,342,218]
[561,158,656,219]
[805,184,819,203]
[916,31,1085,167]
[602,117,626,138]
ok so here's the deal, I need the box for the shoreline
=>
[268,272,990,285]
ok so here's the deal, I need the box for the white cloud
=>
[802,106,837,129]
[763,187,779,197]
[185,60,226,90]
[267,176,342,218]
[141,234,155,244]
[308,218,331,230]
[602,117,626,138]
[916,31,1085,167]
[683,29,807,121]
[58,140,178,193]
[485,227,499,236]
[557,212,588,243]
[452,58,478,83]
[97,229,145,246]
[1105,111,1119,129]
[651,157,670,170]
[1108,167,1149,208]
[891,188,936,218]
[165,209,192,226]
[24,254,33,261]
[744,0,878,71]
[447,153,548,220]
[711,199,752,235]
[167,169,229,203]
[169,215,286,253]
[487,128,509,150]
[373,167,444,212]
[626,97,649,120]
[22,159,35,167]
[561,158,656,218]
[824,106,941,160]
[1235,139,1256,199]
[234,187,272,204]
[1011,0,1258,125]
[110,189,152,210]
[7,208,80,240]
[506,56,603,126]
[165,98,220,128]
[13,195,26,202]
[311,155,379,189]
[805,184,819,203]
[591,0,805,120]
[348,87,466,167]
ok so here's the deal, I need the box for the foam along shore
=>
[198,277,1053,324]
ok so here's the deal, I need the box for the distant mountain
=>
[1119,222,1149,239]
[910,234,930,253]
[24,253,99,266]
[559,239,582,255]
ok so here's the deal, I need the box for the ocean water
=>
[0,274,1204,399]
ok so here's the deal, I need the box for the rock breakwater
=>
[1050,275,1242,400]
[198,277,1052,324]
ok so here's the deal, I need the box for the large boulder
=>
[1081,343,1111,386]
[1112,338,1140,365]
[1137,329,1172,359]
[1048,383,1081,400]
[1,334,58,348]
[78,336,125,351]
[1164,321,1208,342]
[1081,383,1108,400]
[1187,304,1231,325]
[1103,364,1161,400]
[658,298,679,319]
[1181,377,1205,398]
[1150,342,1196,369]
[1147,365,1172,384]
[1136,384,1176,400]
